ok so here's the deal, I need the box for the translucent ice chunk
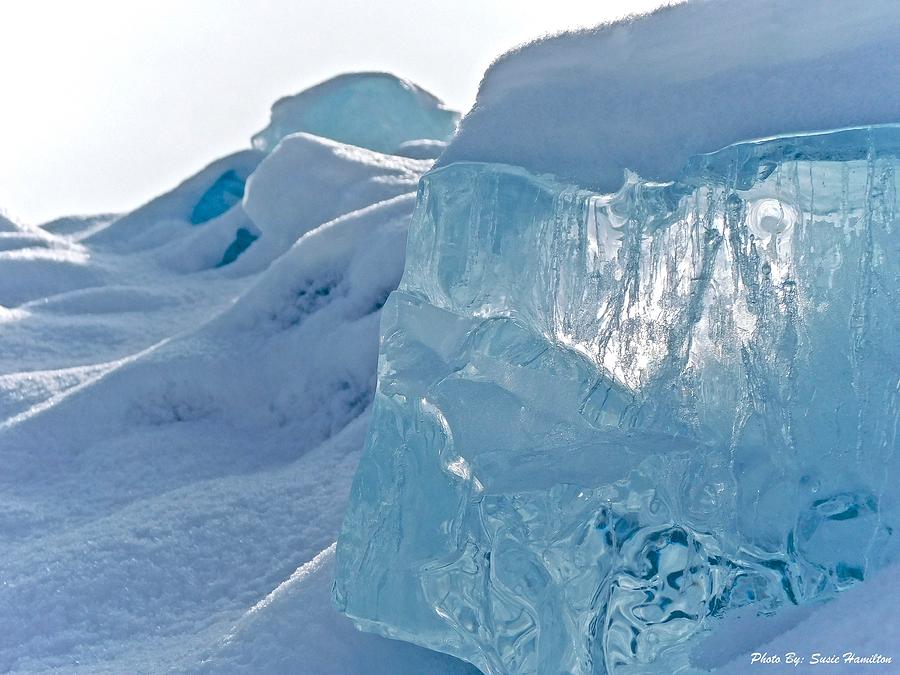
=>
[252,73,459,154]
[335,126,900,673]
[190,169,247,225]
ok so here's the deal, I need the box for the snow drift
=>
[0,73,475,674]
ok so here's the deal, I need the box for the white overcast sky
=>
[0,0,670,224]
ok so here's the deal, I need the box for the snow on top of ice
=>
[439,0,900,190]
[251,72,460,154]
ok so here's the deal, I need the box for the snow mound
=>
[151,204,262,274]
[439,0,900,190]
[0,71,470,674]
[88,150,264,251]
[251,73,459,154]
[0,189,425,673]
[241,133,429,262]
[0,240,103,308]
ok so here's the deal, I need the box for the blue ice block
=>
[335,126,900,673]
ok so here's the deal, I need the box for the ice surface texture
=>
[252,73,459,154]
[335,126,900,673]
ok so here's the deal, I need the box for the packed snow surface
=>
[440,0,900,191]
[252,73,460,154]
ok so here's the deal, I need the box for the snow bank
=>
[156,204,261,274]
[252,73,459,154]
[439,0,900,190]
[62,77,448,274]
[0,70,469,674]
[0,187,426,672]
[43,134,431,276]
[88,150,264,250]
[0,222,104,307]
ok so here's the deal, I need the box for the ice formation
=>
[251,73,459,155]
[335,124,900,672]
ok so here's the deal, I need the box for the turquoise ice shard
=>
[334,126,900,674]
[251,73,460,154]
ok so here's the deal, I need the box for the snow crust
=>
[439,0,900,191]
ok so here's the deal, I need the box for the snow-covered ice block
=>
[335,126,900,673]
[440,0,900,193]
[251,73,459,155]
